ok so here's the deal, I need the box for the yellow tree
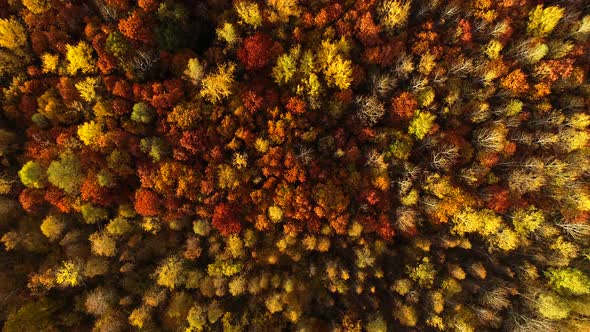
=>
[0,17,27,49]
[65,42,96,76]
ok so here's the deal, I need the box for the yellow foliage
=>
[267,0,300,22]
[0,17,27,49]
[273,46,300,85]
[41,53,59,73]
[65,42,96,75]
[235,1,262,28]
[489,227,519,252]
[155,257,185,289]
[75,77,98,102]
[55,261,82,287]
[484,39,503,59]
[418,52,436,75]
[77,121,103,146]
[22,0,52,14]
[452,208,502,236]
[217,22,239,46]
[527,5,564,37]
[268,205,283,223]
[40,215,65,241]
[218,164,240,189]
[379,0,412,30]
[408,110,436,140]
[200,62,235,104]
[324,55,353,90]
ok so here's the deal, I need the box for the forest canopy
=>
[1,0,590,331]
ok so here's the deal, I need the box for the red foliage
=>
[112,80,133,99]
[286,97,306,115]
[458,19,472,43]
[391,92,417,121]
[19,188,45,214]
[44,186,73,213]
[356,12,382,46]
[237,34,275,71]
[57,77,79,103]
[118,10,152,44]
[242,90,264,114]
[134,188,161,216]
[211,203,242,236]
[150,80,184,109]
[485,185,511,213]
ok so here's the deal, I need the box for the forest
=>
[1,0,590,331]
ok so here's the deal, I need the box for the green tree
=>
[131,102,154,123]
[546,268,590,296]
[408,110,436,140]
[18,161,47,188]
[47,153,85,194]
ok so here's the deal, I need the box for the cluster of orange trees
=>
[1,0,590,331]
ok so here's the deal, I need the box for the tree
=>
[18,161,47,189]
[85,287,115,316]
[0,17,27,50]
[273,46,300,85]
[527,5,564,37]
[47,153,85,195]
[22,0,52,14]
[55,261,83,287]
[212,203,242,236]
[537,292,570,319]
[65,42,96,76]
[234,1,262,28]
[134,189,161,216]
[512,206,544,235]
[77,121,103,146]
[155,256,186,289]
[184,58,204,85]
[546,268,590,296]
[75,77,99,102]
[379,0,412,31]
[131,102,154,123]
[40,215,66,241]
[408,110,436,140]
[200,63,236,104]
[237,33,275,71]
[216,22,239,46]
[89,231,117,257]
[325,55,353,90]
[118,10,153,44]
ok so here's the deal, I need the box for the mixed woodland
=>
[1,0,590,331]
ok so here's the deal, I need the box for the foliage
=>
[527,5,565,37]
[19,161,47,189]
[2,1,590,331]
[0,17,27,50]
[65,42,96,75]
[47,153,84,195]
[200,63,236,103]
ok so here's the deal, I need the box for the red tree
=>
[134,188,161,216]
[211,203,242,236]
[237,34,275,71]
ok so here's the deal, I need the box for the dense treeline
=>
[1,0,590,331]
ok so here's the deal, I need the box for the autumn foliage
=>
[1,1,590,331]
